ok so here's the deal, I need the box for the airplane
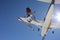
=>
[18,0,60,40]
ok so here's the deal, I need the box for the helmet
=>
[26,7,31,13]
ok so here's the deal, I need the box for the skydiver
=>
[25,7,36,31]
[25,7,40,31]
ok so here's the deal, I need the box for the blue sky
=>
[0,0,60,40]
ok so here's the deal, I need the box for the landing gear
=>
[52,31,54,34]
[42,37,45,40]
[51,29,54,34]
[42,34,46,40]
[38,28,40,31]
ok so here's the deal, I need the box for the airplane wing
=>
[50,22,60,29]
[37,0,60,4]
[18,17,44,28]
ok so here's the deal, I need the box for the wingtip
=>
[17,17,21,21]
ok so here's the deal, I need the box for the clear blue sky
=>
[0,0,60,40]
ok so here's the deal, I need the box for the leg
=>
[26,15,34,31]
[27,22,34,31]
[27,16,32,22]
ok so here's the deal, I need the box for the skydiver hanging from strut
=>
[25,7,36,31]
[25,7,40,31]
[25,7,36,22]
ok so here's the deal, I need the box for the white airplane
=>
[18,0,60,40]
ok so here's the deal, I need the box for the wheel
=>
[52,31,54,34]
[38,28,40,31]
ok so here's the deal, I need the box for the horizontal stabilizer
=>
[18,17,44,27]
